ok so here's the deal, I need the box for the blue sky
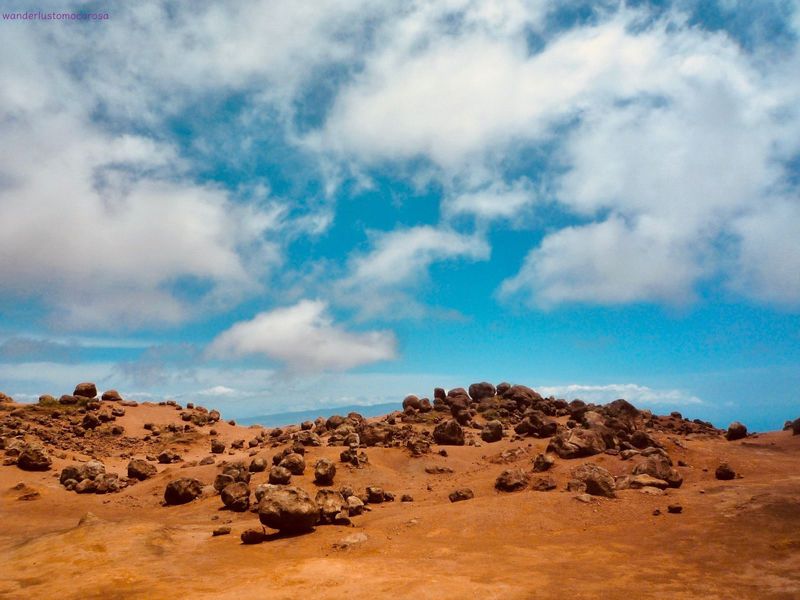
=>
[1,0,798,430]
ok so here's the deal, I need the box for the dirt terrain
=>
[1,384,799,600]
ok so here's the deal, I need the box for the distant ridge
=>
[236,401,400,428]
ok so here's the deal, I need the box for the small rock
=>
[715,463,736,480]
[667,504,683,514]
[212,526,231,536]
[240,528,267,544]
[448,488,474,502]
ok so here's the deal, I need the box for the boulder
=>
[495,468,530,492]
[433,419,465,446]
[570,463,616,498]
[73,382,98,398]
[164,478,203,505]
[448,488,474,502]
[211,439,226,454]
[629,474,669,490]
[279,453,306,475]
[366,486,385,504]
[468,382,496,401]
[546,427,607,459]
[315,489,346,523]
[631,455,683,488]
[726,422,747,441]
[249,456,268,473]
[101,390,122,402]
[532,453,555,472]
[314,458,336,485]
[402,395,421,411]
[346,495,365,516]
[715,463,736,480]
[17,445,52,471]
[221,482,250,512]
[127,458,157,481]
[481,420,503,443]
[258,485,319,533]
[295,430,322,447]
[268,466,292,485]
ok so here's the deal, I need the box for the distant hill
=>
[236,401,400,428]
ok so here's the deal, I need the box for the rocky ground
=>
[1,383,799,599]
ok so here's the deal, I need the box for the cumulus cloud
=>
[337,225,490,317]
[308,4,800,309]
[208,300,397,371]
[537,383,703,407]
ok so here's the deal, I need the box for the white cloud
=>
[537,383,703,408]
[500,215,704,306]
[208,299,397,371]
[337,225,490,317]
[307,4,800,308]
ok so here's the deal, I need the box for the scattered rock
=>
[531,476,557,491]
[667,504,683,514]
[212,526,231,536]
[127,458,157,481]
[241,528,267,544]
[221,482,251,512]
[715,463,736,480]
[495,468,530,492]
[332,532,368,550]
[164,478,203,505]
[279,453,306,475]
[570,463,616,498]
[269,466,292,485]
[314,458,336,485]
[16,445,52,471]
[532,453,555,472]
[211,440,226,454]
[481,420,503,443]
[315,489,346,523]
[433,419,465,446]
[449,488,474,502]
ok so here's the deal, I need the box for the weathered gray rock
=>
[221,481,250,512]
[314,458,336,485]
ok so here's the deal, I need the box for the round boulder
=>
[258,485,319,534]
[726,422,747,441]
[314,458,336,486]
[495,468,530,492]
[481,420,503,443]
[17,445,52,471]
[164,478,203,505]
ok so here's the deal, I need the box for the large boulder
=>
[495,468,530,492]
[164,478,203,505]
[127,458,157,481]
[73,382,98,398]
[631,455,683,488]
[101,389,122,402]
[570,463,616,498]
[221,482,250,512]
[433,419,465,446]
[500,385,543,407]
[402,395,421,410]
[468,382,496,401]
[17,445,52,471]
[726,422,747,441]
[258,485,319,534]
[546,427,607,459]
